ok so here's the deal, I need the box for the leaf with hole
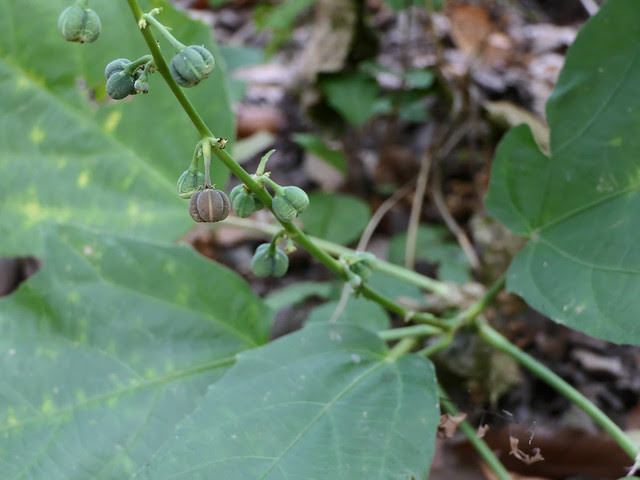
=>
[0,225,271,479]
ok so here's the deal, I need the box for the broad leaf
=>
[0,225,271,479]
[0,0,234,256]
[139,323,439,480]
[485,0,640,344]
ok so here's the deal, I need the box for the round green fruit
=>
[58,5,101,44]
[251,243,289,278]
[170,46,215,88]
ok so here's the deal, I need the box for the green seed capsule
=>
[104,58,131,79]
[176,170,206,199]
[106,71,136,100]
[272,186,309,222]
[170,45,215,88]
[58,5,101,44]
[251,243,289,278]
[230,185,264,218]
[188,189,230,223]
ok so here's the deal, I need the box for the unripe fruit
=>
[58,5,101,44]
[104,58,130,78]
[177,170,206,199]
[272,186,309,222]
[251,243,289,278]
[106,72,136,100]
[230,185,264,218]
[188,189,230,223]
[170,46,215,88]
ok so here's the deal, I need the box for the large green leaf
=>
[485,0,640,344]
[0,0,234,256]
[139,323,439,479]
[0,225,271,479]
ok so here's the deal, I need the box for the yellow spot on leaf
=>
[77,171,90,188]
[127,203,140,217]
[609,137,622,147]
[104,111,122,133]
[41,395,55,414]
[23,201,43,220]
[29,126,45,145]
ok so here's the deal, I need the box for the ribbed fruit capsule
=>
[104,58,130,78]
[188,189,230,223]
[230,185,264,218]
[272,186,309,222]
[58,5,101,44]
[170,46,215,88]
[106,72,136,100]
[177,170,206,199]
[251,243,289,278]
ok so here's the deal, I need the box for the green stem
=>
[202,139,212,187]
[142,12,186,52]
[223,216,450,296]
[261,176,284,195]
[416,334,453,357]
[123,54,153,76]
[378,324,443,341]
[477,321,639,460]
[387,337,418,360]
[450,275,505,329]
[75,0,89,9]
[359,284,446,329]
[438,385,511,480]
[126,0,451,336]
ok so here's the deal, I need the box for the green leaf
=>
[485,0,640,344]
[388,225,471,283]
[0,225,271,479]
[319,73,380,126]
[0,0,234,256]
[306,296,391,332]
[403,69,435,89]
[138,324,439,479]
[300,192,371,245]
[293,133,348,173]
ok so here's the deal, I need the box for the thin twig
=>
[357,183,413,252]
[432,166,481,270]
[405,148,433,269]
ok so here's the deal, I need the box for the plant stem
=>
[126,0,452,335]
[477,321,640,461]
[142,12,186,52]
[223,216,450,296]
[387,337,418,360]
[438,385,511,480]
[450,275,505,329]
[377,324,442,341]
[416,334,453,357]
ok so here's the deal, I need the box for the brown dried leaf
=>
[477,424,490,438]
[509,436,545,465]
[447,3,492,56]
[438,412,468,438]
